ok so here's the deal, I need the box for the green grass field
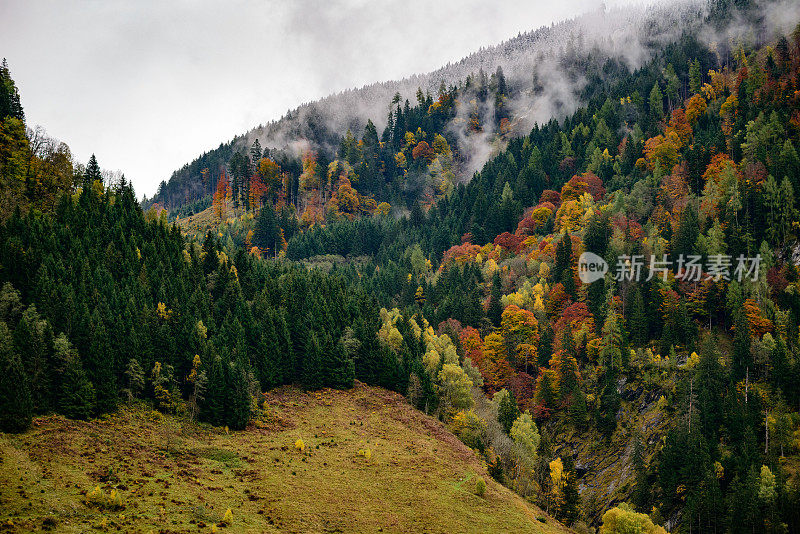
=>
[0,383,568,533]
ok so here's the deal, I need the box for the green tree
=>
[302,331,323,390]
[84,154,102,188]
[54,333,95,420]
[496,388,521,433]
[689,58,702,94]
[559,455,581,526]
[322,334,355,389]
[649,83,664,123]
[0,59,25,122]
[510,412,540,464]
[0,321,32,432]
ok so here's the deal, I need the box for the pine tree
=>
[200,355,226,426]
[323,336,355,389]
[253,203,280,254]
[732,310,751,380]
[559,455,581,526]
[55,334,96,420]
[87,316,116,414]
[302,331,323,390]
[225,360,252,430]
[0,322,32,432]
[689,59,702,94]
[554,232,571,283]
[629,286,648,346]
[13,305,53,413]
[649,83,664,123]
[0,59,25,122]
[497,389,520,433]
[597,367,620,434]
[631,433,648,510]
[84,154,102,188]
[538,321,554,367]
[250,139,262,168]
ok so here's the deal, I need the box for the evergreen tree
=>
[55,334,96,420]
[253,203,280,254]
[649,83,664,123]
[631,433,648,510]
[84,154,102,188]
[225,360,252,430]
[628,286,647,346]
[250,139,262,167]
[689,58,702,94]
[497,389,520,434]
[200,355,226,426]
[0,59,25,122]
[597,367,620,434]
[86,316,116,414]
[322,334,355,389]
[302,331,323,390]
[732,310,751,380]
[0,322,32,432]
[559,455,581,526]
[14,305,53,412]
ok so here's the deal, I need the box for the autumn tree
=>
[488,271,503,327]
[500,304,538,372]
[438,363,474,415]
[483,332,514,391]
[600,503,667,534]
[212,172,230,220]
[187,354,207,421]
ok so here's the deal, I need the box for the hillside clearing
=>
[0,382,567,533]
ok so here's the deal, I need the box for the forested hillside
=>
[3,0,800,532]
[148,0,705,214]
[279,14,800,530]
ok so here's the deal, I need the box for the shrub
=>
[475,476,487,497]
[294,438,305,452]
[85,486,124,511]
[220,508,233,527]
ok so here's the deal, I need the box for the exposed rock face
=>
[551,379,673,525]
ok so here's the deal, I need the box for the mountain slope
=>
[0,382,569,533]
[150,0,706,210]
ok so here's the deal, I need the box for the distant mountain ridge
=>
[149,0,705,209]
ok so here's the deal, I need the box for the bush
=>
[219,508,233,527]
[84,486,124,511]
[475,476,487,497]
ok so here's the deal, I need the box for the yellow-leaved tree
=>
[599,503,668,534]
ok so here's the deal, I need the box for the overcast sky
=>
[1,0,649,198]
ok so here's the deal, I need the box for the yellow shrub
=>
[85,485,124,511]
[295,438,305,452]
[220,508,233,526]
